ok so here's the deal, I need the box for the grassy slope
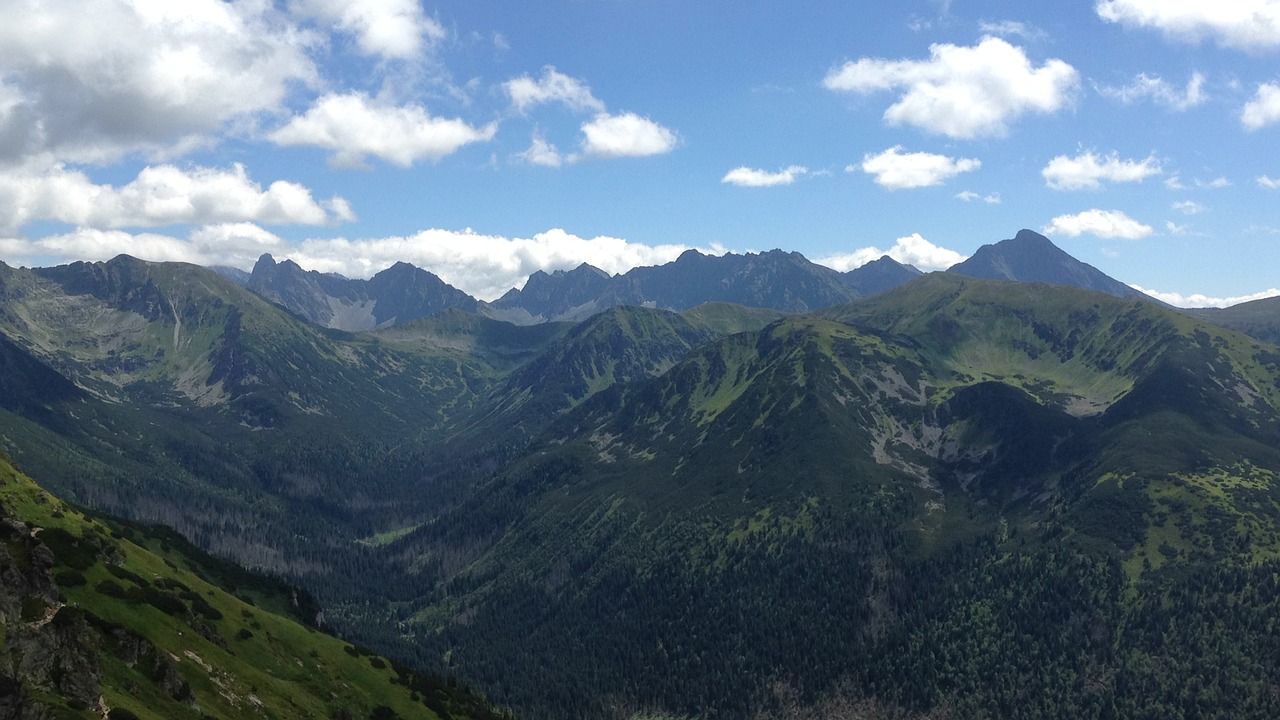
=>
[0,453,507,720]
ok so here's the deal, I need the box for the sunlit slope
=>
[0,453,507,720]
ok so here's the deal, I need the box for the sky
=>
[1,1,1280,307]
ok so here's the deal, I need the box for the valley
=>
[3,230,1280,719]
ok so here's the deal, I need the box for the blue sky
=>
[2,0,1279,306]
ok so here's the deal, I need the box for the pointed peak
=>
[253,253,276,267]
[573,262,610,278]
[1011,229,1055,246]
[676,248,705,262]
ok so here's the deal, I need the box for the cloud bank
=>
[0,163,351,233]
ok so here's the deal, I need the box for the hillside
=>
[0,452,506,720]
[1187,295,1280,345]
[384,275,1280,718]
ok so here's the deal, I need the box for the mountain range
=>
[237,229,1165,332]
[3,228,1279,719]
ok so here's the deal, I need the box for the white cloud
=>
[1171,200,1205,214]
[1259,175,1280,188]
[1165,220,1190,235]
[977,20,1046,40]
[1242,83,1280,130]
[579,113,677,159]
[1130,284,1280,309]
[1200,176,1233,188]
[269,93,496,168]
[0,225,725,301]
[1042,209,1154,239]
[1096,0,1280,51]
[823,36,1078,138]
[0,163,350,232]
[1042,150,1161,190]
[1164,174,1186,190]
[515,133,563,167]
[1097,72,1206,110]
[721,165,809,187]
[290,0,443,60]
[815,232,966,272]
[504,67,606,114]
[955,190,1002,203]
[0,0,317,165]
[858,147,980,189]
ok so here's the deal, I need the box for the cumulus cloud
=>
[505,67,606,114]
[1097,72,1206,110]
[1042,209,1154,239]
[955,190,1001,203]
[858,147,980,189]
[1096,0,1280,51]
[579,113,677,159]
[815,232,966,272]
[1242,83,1280,130]
[269,93,496,168]
[0,225,723,301]
[1259,175,1280,188]
[515,133,563,167]
[0,163,351,232]
[1171,200,1205,214]
[290,0,444,60]
[721,165,809,187]
[823,36,1078,138]
[1130,284,1280,309]
[0,0,317,164]
[1042,150,1161,190]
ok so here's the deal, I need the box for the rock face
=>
[947,229,1155,301]
[0,512,101,716]
[247,254,479,330]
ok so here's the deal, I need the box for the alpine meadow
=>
[5,2,1280,719]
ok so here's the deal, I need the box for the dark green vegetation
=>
[0,452,506,719]
[4,236,1280,719]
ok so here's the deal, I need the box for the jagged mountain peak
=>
[244,255,477,330]
[947,228,1152,302]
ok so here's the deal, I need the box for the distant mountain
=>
[1186,295,1280,345]
[209,265,250,285]
[841,254,922,295]
[948,228,1154,301]
[491,248,862,322]
[488,262,614,324]
[247,253,479,330]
